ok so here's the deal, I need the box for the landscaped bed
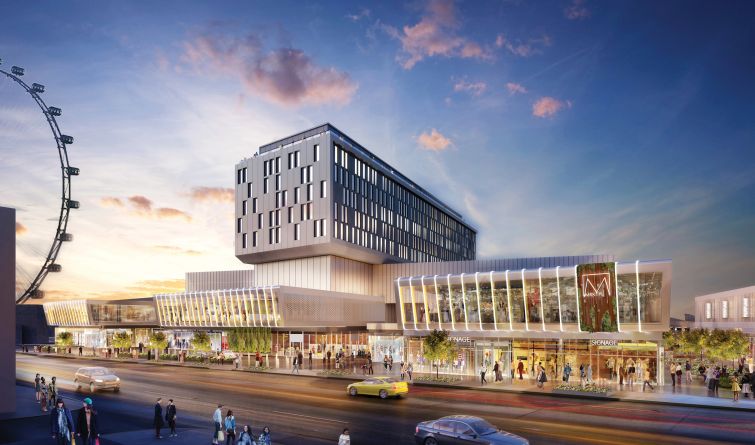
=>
[552,384,612,397]
[413,375,463,384]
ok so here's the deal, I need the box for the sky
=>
[1,0,754,316]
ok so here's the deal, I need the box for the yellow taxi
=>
[347,376,409,399]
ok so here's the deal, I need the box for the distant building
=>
[694,285,755,333]
[669,314,695,332]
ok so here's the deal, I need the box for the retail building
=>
[44,125,673,384]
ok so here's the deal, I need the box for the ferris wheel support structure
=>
[0,60,79,304]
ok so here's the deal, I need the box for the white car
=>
[74,367,121,393]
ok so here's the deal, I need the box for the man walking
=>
[480,362,488,385]
[153,398,164,439]
[308,350,313,369]
[165,399,177,437]
[685,360,693,383]
[212,404,223,445]
[48,377,58,409]
[643,368,654,391]
[669,362,676,387]
[76,398,99,445]
[291,354,300,374]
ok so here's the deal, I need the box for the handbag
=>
[95,439,100,445]
[70,434,76,445]
[217,430,225,441]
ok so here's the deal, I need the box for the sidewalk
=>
[19,350,755,412]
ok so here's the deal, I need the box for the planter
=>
[552,388,612,397]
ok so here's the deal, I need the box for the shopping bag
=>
[217,430,225,441]
[95,439,100,445]
[70,434,76,445]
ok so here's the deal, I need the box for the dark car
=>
[415,415,529,445]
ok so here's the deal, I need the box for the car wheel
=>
[114,386,120,393]
[89,383,95,393]
[349,387,357,396]
[74,379,80,391]
[379,389,388,399]
[424,437,438,445]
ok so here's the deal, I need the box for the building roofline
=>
[247,123,475,232]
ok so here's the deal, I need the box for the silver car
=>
[74,367,121,393]
[415,415,529,445]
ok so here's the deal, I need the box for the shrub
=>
[719,375,732,389]
[413,375,462,384]
[56,332,74,347]
[554,384,610,394]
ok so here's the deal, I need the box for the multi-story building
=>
[695,285,755,333]
[45,125,673,384]
[234,123,476,265]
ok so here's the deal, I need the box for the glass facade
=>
[155,287,281,328]
[397,262,667,332]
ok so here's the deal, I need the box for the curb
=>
[19,353,755,412]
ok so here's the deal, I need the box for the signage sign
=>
[290,333,304,343]
[590,339,618,346]
[577,262,618,332]
[450,336,473,346]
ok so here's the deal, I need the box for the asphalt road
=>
[14,354,755,444]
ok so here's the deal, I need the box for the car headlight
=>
[116,377,120,381]
[95,379,103,383]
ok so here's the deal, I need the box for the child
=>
[732,374,741,402]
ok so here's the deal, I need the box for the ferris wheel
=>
[0,59,79,304]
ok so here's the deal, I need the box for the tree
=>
[149,331,168,360]
[704,329,750,363]
[192,331,211,352]
[111,331,133,357]
[56,332,74,347]
[422,329,457,378]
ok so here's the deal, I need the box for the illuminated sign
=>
[590,339,618,346]
[577,262,618,332]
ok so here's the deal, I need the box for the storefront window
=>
[411,283,426,326]
[639,272,662,323]
[524,277,542,324]
[478,280,495,324]
[509,285,525,323]
[424,280,440,325]
[617,273,639,323]
[540,278,560,324]
[492,279,509,324]
[450,283,465,324]
[558,276,578,323]
[436,282,452,325]
[464,280,480,324]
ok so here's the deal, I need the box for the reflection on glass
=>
[639,272,662,323]
[558,276,578,323]
[464,280,480,323]
[412,285,426,325]
[437,283,452,324]
[424,281,439,324]
[525,278,542,324]
[509,285,525,323]
[493,280,509,324]
[478,280,495,323]
[450,283,465,324]
[540,278,560,323]
[617,273,639,323]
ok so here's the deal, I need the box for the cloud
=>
[190,186,235,203]
[181,31,358,107]
[506,82,528,95]
[99,197,125,208]
[453,79,487,96]
[346,9,371,22]
[128,195,153,213]
[532,96,571,118]
[565,0,590,20]
[385,0,492,69]
[417,129,452,151]
[155,207,192,222]
[15,222,27,235]
[153,245,203,256]
[496,34,551,57]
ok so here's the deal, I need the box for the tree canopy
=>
[191,331,212,352]
[56,331,74,347]
[422,329,457,377]
[664,328,749,362]
[111,331,133,351]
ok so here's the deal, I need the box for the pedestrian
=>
[165,398,177,437]
[563,363,572,382]
[50,398,75,445]
[676,362,683,386]
[48,377,58,409]
[685,360,692,383]
[642,368,654,391]
[407,362,413,381]
[291,355,299,374]
[732,374,741,402]
[400,361,406,380]
[586,364,593,384]
[388,355,394,371]
[212,404,223,445]
[154,397,164,439]
[480,363,488,385]
[713,367,721,395]
[298,350,304,372]
[493,361,500,383]
[76,398,99,445]
[258,426,272,445]
[579,364,585,385]
[741,373,751,398]
[338,428,351,445]
[367,353,374,375]
[517,360,524,380]
[669,362,676,387]
[383,355,388,371]
[327,350,332,369]
[78,346,83,356]
[35,373,41,401]
[537,365,548,388]
[40,377,49,412]
[627,364,635,388]
[255,351,261,367]
[224,409,236,445]
[234,355,240,370]
[237,425,255,445]
[619,366,625,386]
[308,350,313,369]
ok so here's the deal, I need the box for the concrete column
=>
[0,207,16,414]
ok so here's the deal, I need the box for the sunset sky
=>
[1,0,754,316]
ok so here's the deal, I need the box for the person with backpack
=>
[165,399,177,437]
[50,398,75,445]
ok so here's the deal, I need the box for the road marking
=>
[272,410,347,424]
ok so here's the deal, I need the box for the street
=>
[8,354,755,444]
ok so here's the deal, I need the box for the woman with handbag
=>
[50,398,75,445]
[223,409,236,445]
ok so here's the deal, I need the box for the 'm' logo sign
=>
[581,272,612,299]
